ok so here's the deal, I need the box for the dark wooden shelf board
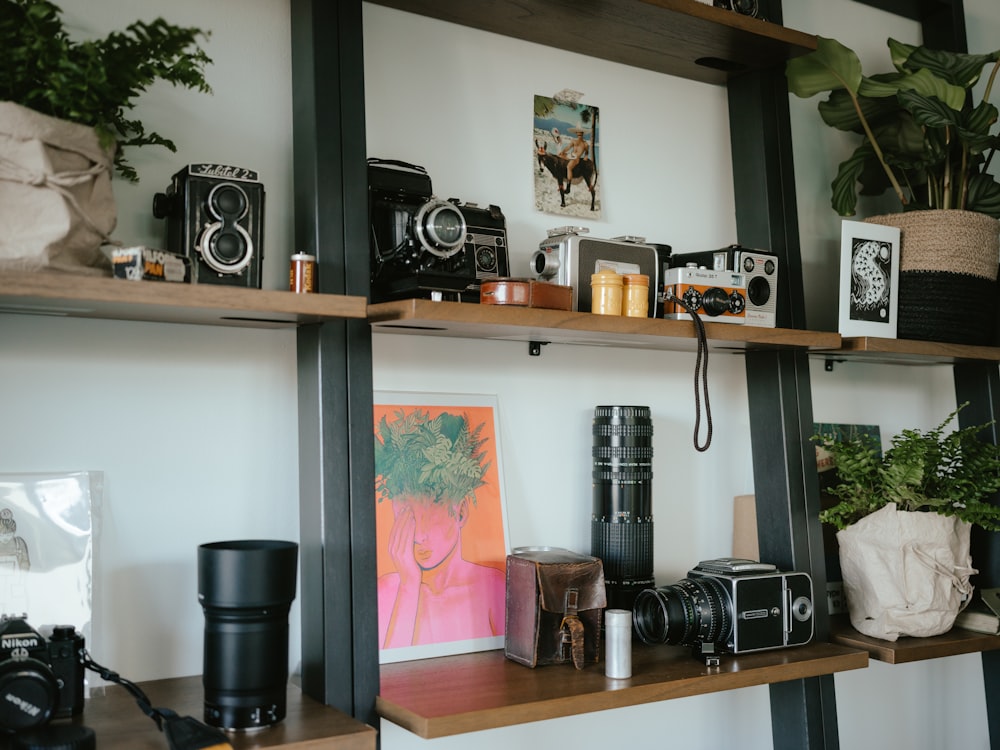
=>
[0,271,367,328]
[377,642,867,738]
[830,617,1000,664]
[366,0,817,85]
[0,676,375,750]
[368,299,841,353]
[822,336,1000,366]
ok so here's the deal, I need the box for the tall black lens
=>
[591,405,655,611]
[198,540,298,731]
[632,577,732,647]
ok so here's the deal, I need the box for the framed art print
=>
[838,219,901,338]
[373,391,510,664]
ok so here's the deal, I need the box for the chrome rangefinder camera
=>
[632,558,813,663]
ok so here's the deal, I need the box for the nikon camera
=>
[632,558,813,663]
[0,615,85,732]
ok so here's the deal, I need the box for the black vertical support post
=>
[729,2,840,746]
[290,0,379,728]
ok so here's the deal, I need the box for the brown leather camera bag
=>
[504,547,606,669]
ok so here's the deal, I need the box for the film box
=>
[110,246,190,283]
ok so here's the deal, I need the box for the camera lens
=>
[633,576,733,647]
[198,539,298,731]
[414,199,466,258]
[591,405,655,611]
[0,659,58,731]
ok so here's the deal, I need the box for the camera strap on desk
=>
[663,289,713,452]
[80,650,233,750]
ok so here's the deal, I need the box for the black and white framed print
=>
[838,219,901,338]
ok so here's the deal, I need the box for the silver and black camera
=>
[662,265,747,324]
[0,615,85,731]
[530,227,667,314]
[671,245,778,327]
[714,0,762,19]
[632,558,813,663]
[152,164,265,288]
[367,159,509,303]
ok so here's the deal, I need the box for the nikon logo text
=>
[4,692,42,717]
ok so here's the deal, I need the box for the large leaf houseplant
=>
[787,38,1000,345]
[815,406,1000,640]
[0,0,212,272]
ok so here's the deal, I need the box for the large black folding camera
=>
[152,164,265,288]
[368,158,509,303]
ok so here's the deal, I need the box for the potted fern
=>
[0,0,212,273]
[815,405,1000,641]
[787,38,1000,345]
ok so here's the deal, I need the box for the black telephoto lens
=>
[591,405,655,611]
[198,540,298,731]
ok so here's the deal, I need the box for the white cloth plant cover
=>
[838,502,975,641]
[0,101,115,274]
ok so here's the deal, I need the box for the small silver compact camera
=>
[672,245,778,327]
[662,265,747,324]
[632,558,814,663]
[530,227,666,314]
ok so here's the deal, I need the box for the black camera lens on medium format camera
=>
[632,577,733,649]
[591,405,655,612]
[198,540,298,731]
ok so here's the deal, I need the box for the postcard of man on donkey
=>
[533,94,602,218]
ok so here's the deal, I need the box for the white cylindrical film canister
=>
[605,608,632,679]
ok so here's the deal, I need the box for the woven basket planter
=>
[865,210,1000,345]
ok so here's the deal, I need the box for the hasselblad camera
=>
[0,615,85,732]
[530,227,668,315]
[152,164,265,288]
[671,245,778,327]
[632,558,813,664]
[367,158,510,303]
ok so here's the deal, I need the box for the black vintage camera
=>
[368,159,509,303]
[0,615,85,732]
[714,0,762,18]
[632,558,813,663]
[152,164,265,288]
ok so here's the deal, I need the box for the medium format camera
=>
[632,558,813,663]
[531,228,666,314]
[714,0,762,18]
[672,245,778,327]
[152,164,265,288]
[367,159,510,303]
[0,615,85,732]
[662,265,747,324]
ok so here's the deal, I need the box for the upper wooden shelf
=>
[368,298,841,353]
[825,336,1000,366]
[367,0,817,85]
[0,676,375,750]
[830,617,1000,665]
[0,271,367,328]
[377,642,866,738]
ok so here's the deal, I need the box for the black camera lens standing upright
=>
[591,405,655,612]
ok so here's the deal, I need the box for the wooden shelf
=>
[0,271,367,328]
[822,336,1000,366]
[366,0,817,85]
[0,676,375,750]
[368,299,841,353]
[377,642,867,739]
[830,617,1000,664]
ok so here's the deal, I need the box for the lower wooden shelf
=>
[830,616,1000,664]
[0,676,376,750]
[377,642,868,739]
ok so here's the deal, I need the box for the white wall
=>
[0,0,996,748]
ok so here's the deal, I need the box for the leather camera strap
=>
[559,588,586,669]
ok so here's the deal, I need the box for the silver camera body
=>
[672,245,778,327]
[688,558,814,654]
[530,228,663,314]
[662,265,747,324]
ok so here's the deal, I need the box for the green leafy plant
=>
[0,0,212,181]
[815,404,1000,531]
[787,36,1000,217]
[374,409,491,506]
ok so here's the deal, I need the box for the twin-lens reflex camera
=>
[632,558,814,664]
[530,227,668,315]
[367,158,510,303]
[0,615,85,732]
